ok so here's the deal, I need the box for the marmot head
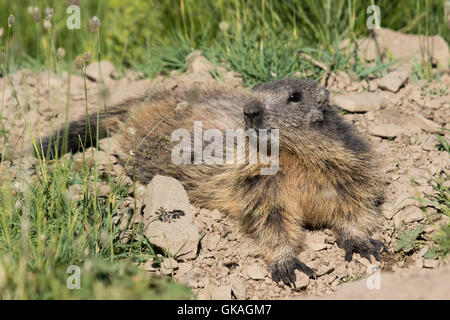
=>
[245,79,329,131]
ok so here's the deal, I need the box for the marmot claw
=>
[337,236,389,262]
[270,255,316,286]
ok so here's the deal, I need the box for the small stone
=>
[210,209,222,221]
[413,114,443,134]
[142,259,159,272]
[423,259,439,269]
[176,263,193,278]
[211,285,232,300]
[65,184,82,202]
[369,123,405,138]
[335,71,351,89]
[230,277,247,299]
[311,260,335,276]
[377,70,409,92]
[197,288,211,300]
[85,61,117,82]
[161,257,179,275]
[306,231,327,251]
[414,257,424,269]
[393,205,425,228]
[330,92,386,112]
[417,245,429,258]
[202,233,221,251]
[98,183,111,197]
[293,270,310,290]
[245,264,268,280]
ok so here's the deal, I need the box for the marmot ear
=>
[315,87,329,107]
[251,83,263,92]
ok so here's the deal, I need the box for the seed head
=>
[56,48,66,60]
[45,7,54,19]
[219,21,230,32]
[43,18,52,30]
[73,56,85,72]
[33,7,42,22]
[8,14,15,28]
[82,51,92,64]
[88,16,101,33]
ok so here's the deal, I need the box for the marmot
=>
[39,79,388,285]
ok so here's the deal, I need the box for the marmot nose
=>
[244,107,261,119]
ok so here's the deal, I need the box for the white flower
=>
[43,18,52,30]
[219,21,230,32]
[8,14,15,28]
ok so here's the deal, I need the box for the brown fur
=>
[39,79,387,285]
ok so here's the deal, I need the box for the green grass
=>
[0,155,192,299]
[414,136,450,259]
[0,0,448,81]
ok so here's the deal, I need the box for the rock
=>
[374,28,449,70]
[393,205,425,228]
[393,206,425,228]
[245,264,268,280]
[321,265,450,299]
[176,262,193,278]
[210,209,222,221]
[335,71,351,89]
[161,257,179,275]
[85,61,117,82]
[65,184,82,202]
[311,259,335,277]
[202,233,221,251]
[142,175,200,260]
[185,52,214,78]
[377,70,409,93]
[293,270,310,290]
[340,29,449,70]
[211,285,232,300]
[142,258,159,272]
[417,245,429,258]
[98,183,111,197]
[98,136,125,158]
[423,259,439,269]
[369,123,405,138]
[413,114,443,134]
[305,231,327,251]
[330,92,386,112]
[197,288,212,300]
[177,267,203,287]
[230,277,247,299]
[413,257,424,269]
[105,79,151,106]
[72,148,108,171]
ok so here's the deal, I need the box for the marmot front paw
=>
[270,254,316,286]
[337,236,389,262]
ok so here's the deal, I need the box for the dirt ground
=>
[1,44,449,299]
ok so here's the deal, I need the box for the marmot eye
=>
[288,92,301,102]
